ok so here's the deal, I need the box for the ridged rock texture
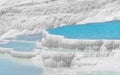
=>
[0,0,120,37]
[1,0,120,68]
[41,31,120,51]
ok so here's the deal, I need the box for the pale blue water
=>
[0,34,42,75]
[0,34,42,51]
[16,34,42,41]
[5,34,42,41]
[0,41,36,51]
[0,56,42,75]
[48,21,120,39]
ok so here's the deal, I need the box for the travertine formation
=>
[0,0,120,38]
[41,31,120,51]
[0,0,120,69]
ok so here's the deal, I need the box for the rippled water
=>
[48,21,120,39]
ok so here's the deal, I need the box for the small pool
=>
[48,21,120,39]
[0,34,42,51]
[0,41,36,51]
[16,34,42,41]
[0,55,42,75]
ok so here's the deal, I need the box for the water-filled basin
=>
[48,21,120,39]
[16,34,42,41]
[0,55,42,75]
[0,34,42,51]
[0,41,36,51]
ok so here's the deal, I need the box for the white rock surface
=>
[0,0,120,38]
[41,31,120,51]
[0,0,120,70]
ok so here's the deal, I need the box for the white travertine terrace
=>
[0,0,120,69]
[0,47,114,68]
[0,47,37,58]
[0,0,120,37]
[41,31,120,51]
[33,50,115,68]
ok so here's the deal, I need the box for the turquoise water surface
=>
[0,34,42,75]
[0,55,42,75]
[0,41,36,51]
[48,21,120,39]
[16,34,42,41]
[0,34,42,51]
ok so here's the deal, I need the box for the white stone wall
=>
[41,31,120,51]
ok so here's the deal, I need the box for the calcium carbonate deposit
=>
[0,0,120,75]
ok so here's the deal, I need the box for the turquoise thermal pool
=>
[48,21,120,39]
[0,34,42,75]
[0,41,36,51]
[0,55,42,75]
[0,34,42,51]
[16,34,42,41]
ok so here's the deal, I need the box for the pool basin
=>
[48,21,120,40]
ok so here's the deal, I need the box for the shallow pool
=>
[0,41,36,51]
[16,34,42,41]
[0,55,42,75]
[0,34,42,51]
[48,21,120,39]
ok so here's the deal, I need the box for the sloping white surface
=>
[0,0,120,72]
[0,0,120,38]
